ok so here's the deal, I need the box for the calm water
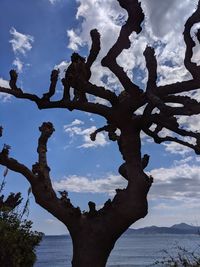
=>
[35,234,200,267]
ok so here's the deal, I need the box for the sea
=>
[34,234,200,267]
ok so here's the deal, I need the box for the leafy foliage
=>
[0,176,43,267]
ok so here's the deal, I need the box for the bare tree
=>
[1,1,200,266]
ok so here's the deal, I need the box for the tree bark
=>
[71,229,115,267]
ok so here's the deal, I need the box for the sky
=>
[1,0,200,235]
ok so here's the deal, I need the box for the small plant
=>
[154,245,200,267]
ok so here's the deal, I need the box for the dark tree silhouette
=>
[1,1,200,266]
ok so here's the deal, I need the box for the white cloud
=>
[149,162,200,201]
[64,119,84,128]
[13,57,23,73]
[49,0,60,4]
[143,0,198,86]
[66,0,125,91]
[0,78,10,88]
[177,114,200,133]
[67,29,84,51]
[64,121,109,148]
[142,0,197,38]
[53,160,200,203]
[68,0,199,94]
[78,127,108,148]
[72,119,84,126]
[9,27,34,55]
[9,27,34,73]
[173,156,193,165]
[53,174,127,195]
[54,60,70,79]
[45,219,55,224]
[163,142,192,155]
[162,135,196,155]
[52,156,200,228]
[93,96,110,106]
[0,78,12,102]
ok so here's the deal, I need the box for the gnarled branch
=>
[86,29,101,69]
[184,1,200,79]
[0,83,113,119]
[101,0,144,98]
[0,123,82,230]
[143,127,200,155]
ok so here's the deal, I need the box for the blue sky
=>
[1,0,200,235]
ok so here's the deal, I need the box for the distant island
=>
[126,223,200,235]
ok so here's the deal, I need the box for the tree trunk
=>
[67,127,151,267]
[71,232,115,267]
[70,216,125,267]
[69,186,148,267]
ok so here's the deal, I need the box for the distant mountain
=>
[125,223,200,235]
[171,223,196,230]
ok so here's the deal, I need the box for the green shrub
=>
[0,174,43,267]
[0,211,43,267]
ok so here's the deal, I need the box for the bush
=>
[0,174,43,267]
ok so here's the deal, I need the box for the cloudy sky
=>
[1,0,200,235]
